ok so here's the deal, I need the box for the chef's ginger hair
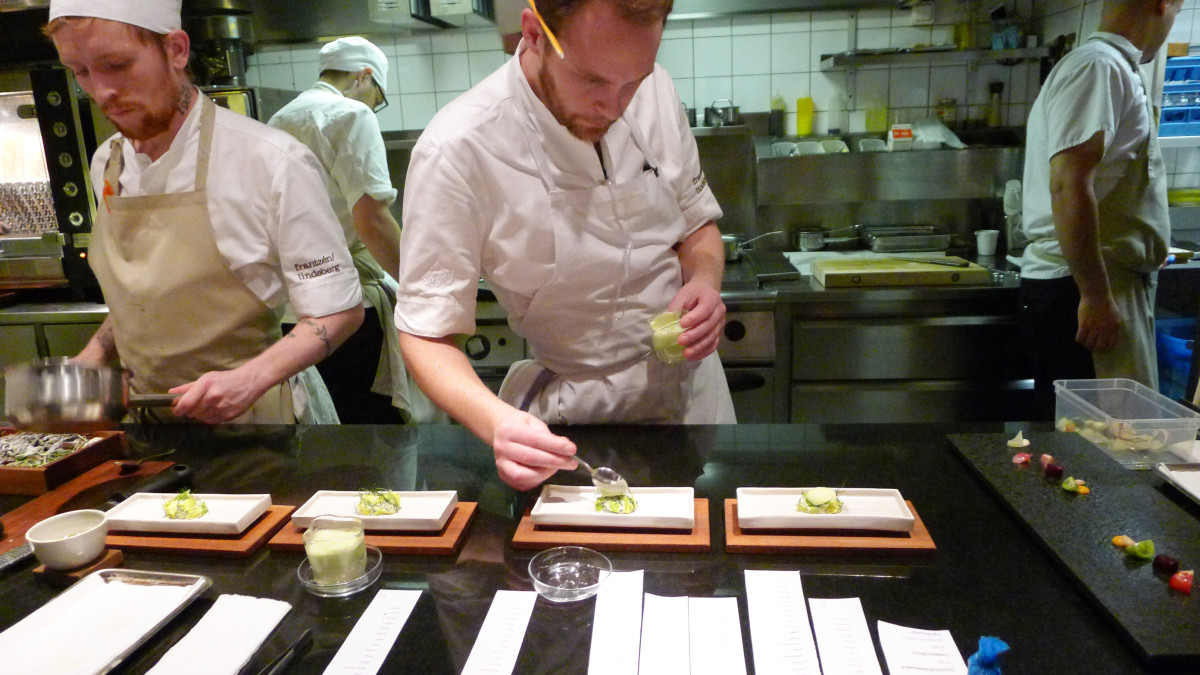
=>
[534,0,673,35]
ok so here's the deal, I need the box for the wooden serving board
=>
[813,257,992,287]
[0,429,127,495]
[512,499,710,553]
[0,460,174,556]
[267,502,477,556]
[106,505,293,558]
[724,500,936,555]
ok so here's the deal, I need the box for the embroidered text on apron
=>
[89,95,298,423]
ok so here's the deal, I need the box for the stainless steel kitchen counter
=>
[0,302,108,324]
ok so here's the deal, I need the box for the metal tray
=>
[869,234,952,253]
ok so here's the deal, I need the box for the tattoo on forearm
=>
[289,318,333,358]
[176,85,193,115]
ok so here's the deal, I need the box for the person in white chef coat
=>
[268,37,421,424]
[1019,0,1182,417]
[394,0,735,490]
[46,0,364,424]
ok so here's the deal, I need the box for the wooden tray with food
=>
[0,429,125,495]
[267,502,477,556]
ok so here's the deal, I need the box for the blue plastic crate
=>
[1165,56,1200,82]
[1156,317,1195,401]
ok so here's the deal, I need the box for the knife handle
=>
[113,464,194,501]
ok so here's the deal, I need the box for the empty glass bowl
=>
[528,546,612,603]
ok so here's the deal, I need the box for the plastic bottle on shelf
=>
[987,82,1004,127]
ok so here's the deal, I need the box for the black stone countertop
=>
[0,422,1189,673]
[950,430,1200,670]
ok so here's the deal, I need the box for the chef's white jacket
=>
[1021,32,1165,279]
[394,52,722,338]
[89,98,362,319]
[267,83,398,261]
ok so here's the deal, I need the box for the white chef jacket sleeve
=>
[268,144,363,318]
[393,141,483,338]
[1043,56,1126,159]
[655,68,722,240]
[328,106,398,208]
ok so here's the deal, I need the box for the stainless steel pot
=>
[4,359,176,430]
[704,99,740,127]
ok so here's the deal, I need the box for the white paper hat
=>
[319,37,389,91]
[49,0,182,34]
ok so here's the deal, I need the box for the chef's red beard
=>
[538,62,615,144]
[102,86,183,142]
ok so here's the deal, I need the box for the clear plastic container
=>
[1054,378,1200,469]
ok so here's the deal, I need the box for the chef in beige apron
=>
[1024,33,1170,389]
[497,98,734,425]
[89,96,335,424]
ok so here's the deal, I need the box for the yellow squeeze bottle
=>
[796,97,815,136]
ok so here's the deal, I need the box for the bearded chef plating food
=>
[44,0,363,424]
[394,0,736,490]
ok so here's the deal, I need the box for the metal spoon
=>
[573,456,629,496]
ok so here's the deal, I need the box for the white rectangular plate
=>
[530,485,695,530]
[736,487,915,532]
[291,490,458,531]
[0,569,209,674]
[105,493,272,535]
[1155,463,1200,508]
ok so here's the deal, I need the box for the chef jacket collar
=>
[1088,31,1142,70]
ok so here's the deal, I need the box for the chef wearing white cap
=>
[269,37,423,424]
[46,0,364,424]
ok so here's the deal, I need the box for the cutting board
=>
[0,460,174,556]
[813,257,992,287]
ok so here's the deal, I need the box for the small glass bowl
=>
[297,544,382,597]
[528,546,612,603]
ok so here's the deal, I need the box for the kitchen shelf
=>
[820,46,1049,70]
[1159,135,1200,148]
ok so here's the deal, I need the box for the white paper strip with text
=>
[744,570,822,675]
[461,590,538,675]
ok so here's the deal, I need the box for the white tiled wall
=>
[247,0,1054,136]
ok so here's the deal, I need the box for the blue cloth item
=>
[967,636,1010,674]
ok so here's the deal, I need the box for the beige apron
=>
[89,96,325,423]
[497,91,735,425]
[1041,35,1169,389]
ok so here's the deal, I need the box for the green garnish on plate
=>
[163,489,208,520]
[595,493,638,514]
[355,488,401,516]
[797,487,843,514]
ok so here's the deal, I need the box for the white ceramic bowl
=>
[25,509,108,570]
[528,546,611,603]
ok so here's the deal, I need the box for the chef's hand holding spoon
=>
[492,410,578,491]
